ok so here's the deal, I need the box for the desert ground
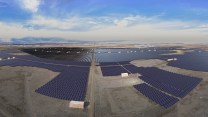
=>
[0,44,208,117]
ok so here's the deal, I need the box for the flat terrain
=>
[0,45,208,117]
[0,66,87,117]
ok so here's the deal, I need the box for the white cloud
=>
[26,15,108,31]
[113,15,161,27]
[26,15,160,30]
[29,15,76,30]
[198,24,208,29]
[21,0,41,12]
[114,19,129,27]
[0,15,208,43]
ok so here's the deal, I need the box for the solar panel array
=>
[100,66,130,76]
[134,83,179,108]
[117,61,131,65]
[95,48,174,62]
[99,62,119,66]
[0,53,90,69]
[165,50,208,72]
[122,64,139,73]
[99,61,130,66]
[137,67,202,98]
[99,61,140,76]
[17,55,91,66]
[99,61,141,76]
[0,52,11,58]
[35,67,89,101]
[0,59,67,72]
[0,50,91,101]
[22,47,93,62]
[1,48,204,106]
[99,63,202,108]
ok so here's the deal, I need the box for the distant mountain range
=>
[0,37,125,44]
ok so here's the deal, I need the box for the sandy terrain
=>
[0,66,88,117]
[1,45,208,117]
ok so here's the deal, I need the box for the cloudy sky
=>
[0,0,208,43]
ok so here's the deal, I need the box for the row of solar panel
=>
[137,67,202,98]
[99,63,201,108]
[94,48,176,62]
[0,53,90,101]
[163,50,208,72]
[168,57,208,72]
[137,67,200,89]
[35,68,89,101]
[15,47,175,63]
[99,61,130,66]
[95,52,160,62]
[134,83,179,108]
[100,66,130,76]
[0,54,91,67]
[0,58,90,72]
[1,49,91,66]
[100,63,139,76]
[0,52,13,58]
[16,55,91,66]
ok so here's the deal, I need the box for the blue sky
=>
[0,0,208,43]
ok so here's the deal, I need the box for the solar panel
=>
[138,67,202,98]
[99,62,119,66]
[117,61,130,65]
[134,83,179,108]
[100,66,130,76]
[94,48,174,62]
[122,64,139,73]
[163,49,208,72]
[35,67,89,101]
